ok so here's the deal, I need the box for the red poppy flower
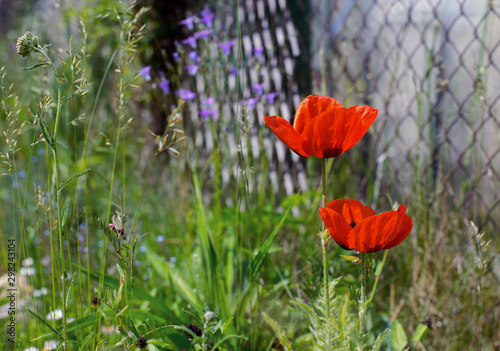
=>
[264,95,378,158]
[318,199,413,253]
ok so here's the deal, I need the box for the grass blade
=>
[248,191,300,283]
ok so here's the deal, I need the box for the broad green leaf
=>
[412,323,429,344]
[391,320,408,351]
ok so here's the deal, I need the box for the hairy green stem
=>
[321,158,330,321]
[359,252,368,348]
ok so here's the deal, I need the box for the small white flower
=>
[46,309,63,321]
[101,324,117,334]
[43,340,58,350]
[34,287,49,297]
[19,267,36,276]
[22,257,34,266]
[24,347,39,351]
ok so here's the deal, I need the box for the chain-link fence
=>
[210,0,500,231]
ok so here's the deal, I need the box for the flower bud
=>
[204,311,215,323]
[16,32,39,57]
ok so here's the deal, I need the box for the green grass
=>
[0,1,498,350]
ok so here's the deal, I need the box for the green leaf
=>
[78,330,94,351]
[249,191,300,283]
[148,250,203,311]
[372,329,390,350]
[411,323,429,344]
[24,62,50,70]
[25,308,64,341]
[116,262,125,279]
[57,168,90,192]
[391,320,408,351]
[340,255,360,262]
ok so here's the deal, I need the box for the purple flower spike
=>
[246,98,259,109]
[265,92,279,104]
[185,65,199,76]
[252,83,264,95]
[194,29,214,40]
[253,46,265,58]
[202,97,215,108]
[219,40,235,56]
[178,89,196,101]
[139,65,152,81]
[200,7,215,27]
[182,36,197,48]
[159,79,170,94]
[179,16,197,30]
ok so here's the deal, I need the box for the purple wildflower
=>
[182,36,197,48]
[185,65,199,76]
[218,40,235,55]
[229,68,238,76]
[252,83,264,95]
[172,52,180,62]
[188,51,199,63]
[179,16,197,30]
[200,8,215,27]
[253,46,264,58]
[202,97,215,108]
[265,92,279,104]
[159,79,170,94]
[139,65,152,81]
[199,109,212,120]
[194,29,214,40]
[199,107,218,121]
[178,89,196,101]
[245,98,259,109]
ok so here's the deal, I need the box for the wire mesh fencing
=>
[203,0,499,230]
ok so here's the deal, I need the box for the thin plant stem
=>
[321,158,330,321]
[33,45,68,348]
[359,252,368,348]
[369,249,388,303]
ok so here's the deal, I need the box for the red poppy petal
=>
[293,95,343,134]
[319,207,351,250]
[383,206,413,250]
[264,116,311,157]
[326,199,365,215]
[339,105,378,153]
[301,109,345,158]
[348,211,399,253]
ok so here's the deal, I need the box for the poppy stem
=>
[320,158,330,321]
[359,252,368,345]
